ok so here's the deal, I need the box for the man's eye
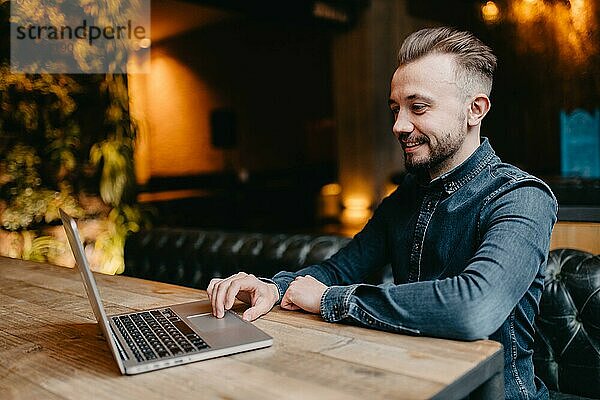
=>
[390,108,399,115]
[411,104,427,113]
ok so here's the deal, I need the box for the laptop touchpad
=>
[188,313,237,333]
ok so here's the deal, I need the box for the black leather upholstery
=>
[124,228,351,289]
[124,229,599,399]
[534,249,600,399]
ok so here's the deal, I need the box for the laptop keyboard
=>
[112,308,210,362]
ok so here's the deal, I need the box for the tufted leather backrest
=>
[533,249,600,399]
[124,228,351,289]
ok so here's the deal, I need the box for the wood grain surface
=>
[0,257,503,400]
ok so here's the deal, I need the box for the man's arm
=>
[268,194,393,304]
[208,193,395,319]
[317,181,557,340]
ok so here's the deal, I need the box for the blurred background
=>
[1,0,598,273]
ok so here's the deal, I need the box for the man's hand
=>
[280,275,328,314]
[206,272,279,321]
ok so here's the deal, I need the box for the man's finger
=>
[280,301,301,311]
[213,278,237,318]
[242,297,270,321]
[211,277,234,317]
[211,273,248,317]
[206,278,222,299]
[210,279,224,316]
[280,291,300,311]
[224,276,257,310]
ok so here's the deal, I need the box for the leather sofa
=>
[533,249,600,400]
[124,229,599,399]
[123,228,352,290]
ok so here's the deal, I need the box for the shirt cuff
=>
[320,284,358,322]
[269,272,300,304]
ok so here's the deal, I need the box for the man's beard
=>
[404,128,467,176]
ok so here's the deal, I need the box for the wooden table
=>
[0,257,504,399]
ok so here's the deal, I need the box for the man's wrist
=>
[258,277,282,305]
[267,283,279,305]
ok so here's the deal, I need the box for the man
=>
[208,27,557,400]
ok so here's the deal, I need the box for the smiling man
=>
[208,27,557,400]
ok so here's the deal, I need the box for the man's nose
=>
[392,111,414,138]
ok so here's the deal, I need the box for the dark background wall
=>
[136,0,599,231]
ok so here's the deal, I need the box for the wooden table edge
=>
[430,344,504,400]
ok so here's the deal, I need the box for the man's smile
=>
[401,138,428,153]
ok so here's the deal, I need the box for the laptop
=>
[59,209,273,375]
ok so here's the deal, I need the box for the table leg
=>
[469,371,505,400]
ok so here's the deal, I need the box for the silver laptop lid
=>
[59,208,125,374]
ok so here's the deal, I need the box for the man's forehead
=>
[390,53,461,97]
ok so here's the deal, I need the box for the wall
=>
[131,16,335,184]
[550,222,600,254]
[332,0,433,215]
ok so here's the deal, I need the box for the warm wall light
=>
[318,183,342,220]
[481,1,501,24]
[340,208,371,227]
[132,51,224,177]
[509,0,597,67]
[384,182,398,197]
[343,195,371,211]
[139,38,151,49]
[340,194,372,229]
[321,183,342,196]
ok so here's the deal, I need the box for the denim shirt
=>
[269,138,557,400]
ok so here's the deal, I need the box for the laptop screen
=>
[59,208,125,373]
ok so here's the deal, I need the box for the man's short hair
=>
[398,26,497,97]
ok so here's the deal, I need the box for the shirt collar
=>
[417,137,496,195]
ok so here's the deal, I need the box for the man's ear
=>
[467,95,491,127]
